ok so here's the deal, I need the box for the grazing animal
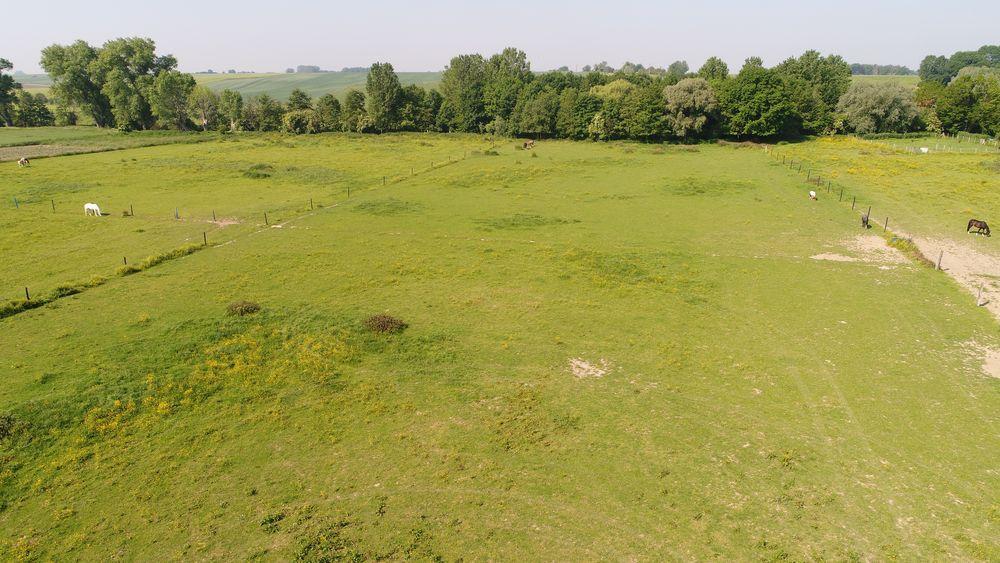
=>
[809,190,817,200]
[919,147,929,154]
[861,212,871,229]
[18,157,30,167]
[84,203,102,217]
[523,140,535,149]
[968,219,991,237]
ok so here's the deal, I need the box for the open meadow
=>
[1,133,998,560]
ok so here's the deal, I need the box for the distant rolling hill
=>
[193,71,443,101]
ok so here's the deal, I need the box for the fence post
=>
[123,256,127,266]
[203,232,208,246]
[13,197,18,209]
[884,217,889,231]
[383,176,386,185]
[24,287,30,301]
[852,196,856,210]
[175,208,179,220]
[264,212,269,225]
[130,203,134,217]
[51,199,55,212]
[310,198,314,210]
[936,250,943,270]
[839,188,843,202]
[212,210,217,221]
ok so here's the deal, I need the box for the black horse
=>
[861,213,871,229]
[968,219,991,237]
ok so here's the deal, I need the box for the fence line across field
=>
[5,150,474,303]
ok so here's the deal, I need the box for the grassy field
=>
[773,135,1000,241]
[0,128,215,162]
[194,71,443,101]
[0,133,998,560]
[851,74,920,88]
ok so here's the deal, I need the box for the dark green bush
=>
[364,313,408,334]
[227,300,262,316]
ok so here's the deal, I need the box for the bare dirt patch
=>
[845,235,908,264]
[209,218,240,227]
[569,358,611,379]
[893,228,1000,321]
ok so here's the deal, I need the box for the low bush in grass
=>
[364,313,408,334]
[888,235,935,266]
[139,244,201,269]
[243,163,274,179]
[227,300,262,316]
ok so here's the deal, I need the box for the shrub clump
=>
[227,300,262,317]
[364,313,408,334]
[243,163,274,179]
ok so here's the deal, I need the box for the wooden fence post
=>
[24,287,30,301]
[203,232,208,245]
[852,196,856,210]
[884,217,889,231]
[264,212,269,225]
[51,199,55,212]
[936,250,943,270]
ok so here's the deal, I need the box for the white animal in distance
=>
[84,203,103,216]
[809,190,817,200]
[18,157,30,167]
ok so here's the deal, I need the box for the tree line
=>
[916,45,1000,136]
[2,38,998,139]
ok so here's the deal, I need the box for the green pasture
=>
[850,74,920,88]
[774,136,1000,245]
[0,135,997,560]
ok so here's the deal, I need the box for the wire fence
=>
[2,149,477,314]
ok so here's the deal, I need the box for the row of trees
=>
[15,39,996,138]
[915,45,1000,136]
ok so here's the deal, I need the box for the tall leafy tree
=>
[439,54,487,131]
[663,77,719,139]
[218,89,243,131]
[315,94,341,132]
[667,60,689,79]
[341,89,366,132]
[187,85,219,131]
[287,88,312,111]
[484,47,531,126]
[149,70,195,129]
[0,58,21,126]
[698,57,729,81]
[13,92,55,126]
[719,59,796,138]
[774,50,851,134]
[365,62,401,132]
[94,37,177,130]
[40,41,114,127]
[836,81,919,134]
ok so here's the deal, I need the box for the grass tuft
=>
[363,313,408,334]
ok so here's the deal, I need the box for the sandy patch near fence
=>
[811,235,906,265]
[892,228,1000,321]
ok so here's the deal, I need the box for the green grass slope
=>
[194,71,443,100]
[0,135,997,560]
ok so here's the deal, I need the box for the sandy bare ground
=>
[892,228,1000,320]
[569,358,611,379]
[811,235,907,266]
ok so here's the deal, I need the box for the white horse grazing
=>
[18,157,30,167]
[809,190,817,200]
[84,203,103,216]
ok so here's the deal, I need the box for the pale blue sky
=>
[7,0,998,73]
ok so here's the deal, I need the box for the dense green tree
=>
[513,86,559,137]
[698,57,729,81]
[620,85,667,140]
[663,78,719,139]
[719,60,796,138]
[667,60,689,79]
[13,91,55,126]
[40,41,114,127]
[439,54,487,131]
[286,88,313,111]
[484,48,531,124]
[836,81,919,134]
[555,87,580,138]
[936,74,1000,135]
[242,94,284,131]
[187,85,219,131]
[397,85,437,131]
[282,109,320,133]
[365,62,402,132]
[218,89,243,131]
[0,58,21,126]
[94,37,177,130]
[341,89,366,132]
[149,70,195,129]
[918,55,952,84]
[315,94,341,132]
[774,50,851,134]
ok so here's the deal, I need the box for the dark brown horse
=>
[861,212,871,229]
[968,219,991,237]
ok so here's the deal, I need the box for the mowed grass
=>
[774,136,1000,245]
[850,74,920,88]
[1,136,998,560]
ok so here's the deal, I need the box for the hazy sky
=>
[6,0,999,74]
